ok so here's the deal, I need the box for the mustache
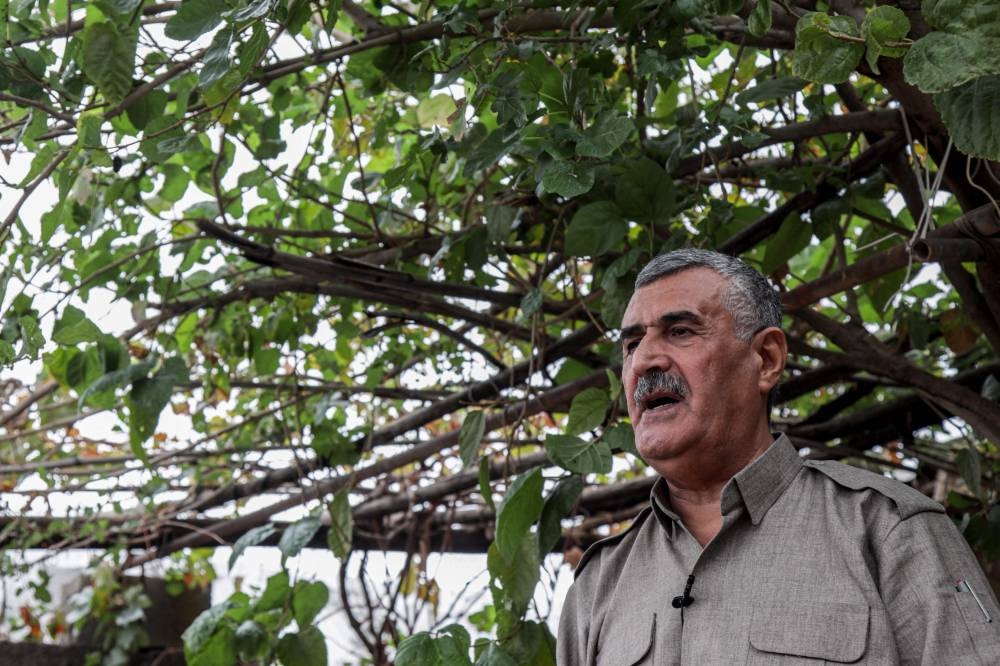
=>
[634,370,689,405]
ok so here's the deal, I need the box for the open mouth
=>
[643,393,682,412]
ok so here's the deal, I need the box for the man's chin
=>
[635,436,690,465]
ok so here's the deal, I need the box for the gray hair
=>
[635,249,782,342]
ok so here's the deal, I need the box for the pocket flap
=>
[596,612,655,666]
[749,600,869,663]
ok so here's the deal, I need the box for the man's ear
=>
[753,327,787,393]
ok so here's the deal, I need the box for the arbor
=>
[1,0,999,662]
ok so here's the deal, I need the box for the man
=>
[557,249,1000,665]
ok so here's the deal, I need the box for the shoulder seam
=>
[802,459,943,520]
[573,506,652,580]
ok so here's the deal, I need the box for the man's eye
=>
[670,327,692,338]
[624,339,639,353]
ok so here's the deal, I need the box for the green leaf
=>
[614,157,676,223]
[602,422,638,457]
[253,347,280,375]
[165,0,227,41]
[464,130,519,176]
[127,356,189,458]
[232,0,275,22]
[540,161,595,198]
[747,1,772,38]
[158,135,202,156]
[418,94,459,128]
[276,626,327,666]
[278,514,322,561]
[520,288,544,318]
[924,0,1000,33]
[500,620,556,666]
[935,75,1000,160]
[182,602,230,656]
[475,643,519,666]
[94,0,144,16]
[459,410,487,467]
[566,387,610,435]
[238,21,270,74]
[735,77,807,106]
[78,356,150,406]
[494,468,543,561]
[292,580,329,626]
[228,524,276,571]
[436,625,473,666]
[327,491,353,560]
[199,27,233,87]
[256,570,290,612]
[955,445,982,498]
[77,112,103,149]
[564,201,627,257]
[762,215,813,274]
[81,21,137,103]
[487,534,540,618]
[576,112,633,158]
[491,88,528,128]
[234,620,268,660]
[792,12,866,84]
[486,205,518,243]
[52,305,103,345]
[187,623,237,666]
[0,340,14,365]
[125,89,168,131]
[64,350,100,394]
[862,5,910,73]
[396,633,440,666]
[601,249,640,293]
[903,31,1000,93]
[545,434,612,475]
[537,475,583,556]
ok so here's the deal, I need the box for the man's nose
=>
[630,333,671,376]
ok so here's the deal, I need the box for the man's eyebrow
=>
[618,310,703,340]
[658,310,703,327]
[619,323,644,340]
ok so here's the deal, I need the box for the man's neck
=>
[661,429,775,547]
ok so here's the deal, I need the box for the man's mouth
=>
[643,392,682,412]
[642,393,682,412]
[633,370,689,418]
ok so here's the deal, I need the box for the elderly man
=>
[557,249,1000,665]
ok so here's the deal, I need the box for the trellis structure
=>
[1,0,999,662]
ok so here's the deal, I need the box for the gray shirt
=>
[557,435,1000,665]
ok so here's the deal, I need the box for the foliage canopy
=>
[2,0,1000,663]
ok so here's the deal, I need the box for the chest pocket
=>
[953,580,1000,663]
[746,600,869,664]
[594,613,656,666]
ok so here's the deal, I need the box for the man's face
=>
[620,267,763,472]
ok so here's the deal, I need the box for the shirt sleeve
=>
[557,567,596,666]
[878,509,1000,665]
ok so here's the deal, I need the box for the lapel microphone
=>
[671,574,696,608]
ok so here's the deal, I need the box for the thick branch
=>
[781,203,1000,311]
[794,308,1000,444]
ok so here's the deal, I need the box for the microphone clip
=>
[671,574,696,609]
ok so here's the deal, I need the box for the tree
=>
[1,0,999,662]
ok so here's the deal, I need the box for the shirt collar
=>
[648,434,803,528]
[726,433,803,525]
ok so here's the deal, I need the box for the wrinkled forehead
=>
[622,267,730,326]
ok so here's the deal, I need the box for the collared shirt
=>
[557,435,1000,665]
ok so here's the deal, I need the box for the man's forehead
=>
[622,268,727,324]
